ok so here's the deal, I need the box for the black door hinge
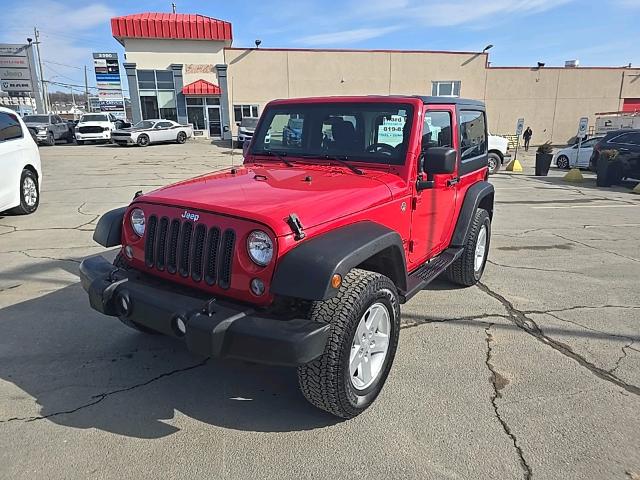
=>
[446,177,460,187]
[287,213,306,240]
[411,197,417,210]
[409,240,414,253]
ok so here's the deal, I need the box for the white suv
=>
[0,107,42,214]
[75,113,121,144]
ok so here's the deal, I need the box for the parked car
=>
[487,134,509,174]
[22,113,71,146]
[111,119,193,147]
[236,117,259,148]
[0,107,42,214]
[553,137,603,169]
[75,113,122,145]
[590,129,640,186]
[80,95,494,419]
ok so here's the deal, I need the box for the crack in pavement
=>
[477,283,640,397]
[551,232,640,264]
[486,259,584,275]
[0,283,22,292]
[0,359,209,423]
[400,313,508,330]
[484,324,532,480]
[610,341,635,374]
[17,250,81,264]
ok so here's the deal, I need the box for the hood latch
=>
[287,213,306,241]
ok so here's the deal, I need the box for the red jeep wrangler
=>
[80,96,494,418]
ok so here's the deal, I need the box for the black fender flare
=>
[450,181,494,247]
[93,207,126,247]
[271,221,407,301]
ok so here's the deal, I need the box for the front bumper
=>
[112,136,135,145]
[76,131,111,141]
[79,255,330,366]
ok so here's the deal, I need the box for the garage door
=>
[623,98,640,113]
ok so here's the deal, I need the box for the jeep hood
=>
[138,164,396,237]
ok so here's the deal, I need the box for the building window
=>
[234,104,259,122]
[432,81,461,97]
[137,70,177,121]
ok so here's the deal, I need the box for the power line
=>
[43,60,84,70]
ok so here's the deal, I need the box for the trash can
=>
[535,153,553,176]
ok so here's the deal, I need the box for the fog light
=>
[174,315,187,336]
[250,278,265,296]
[124,245,133,259]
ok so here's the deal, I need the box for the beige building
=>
[112,12,640,144]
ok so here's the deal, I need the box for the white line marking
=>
[531,204,638,209]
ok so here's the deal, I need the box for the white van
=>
[0,107,42,214]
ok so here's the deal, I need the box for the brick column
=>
[123,63,141,123]
[215,64,232,140]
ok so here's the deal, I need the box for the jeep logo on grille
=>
[181,210,199,222]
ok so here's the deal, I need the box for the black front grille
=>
[144,214,235,288]
[78,126,104,133]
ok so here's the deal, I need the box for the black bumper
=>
[79,256,330,366]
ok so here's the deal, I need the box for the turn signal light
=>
[331,274,342,289]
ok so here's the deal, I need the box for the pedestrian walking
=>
[523,127,532,151]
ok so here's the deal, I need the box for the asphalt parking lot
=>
[1,141,639,480]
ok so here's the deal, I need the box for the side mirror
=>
[417,147,457,190]
[242,139,251,157]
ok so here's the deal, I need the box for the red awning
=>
[182,79,221,96]
[111,13,232,43]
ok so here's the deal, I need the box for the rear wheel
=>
[297,269,400,419]
[176,131,187,144]
[446,208,491,286]
[557,155,570,169]
[487,153,501,174]
[9,169,39,215]
[137,134,150,147]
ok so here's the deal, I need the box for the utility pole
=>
[33,27,49,112]
[171,3,176,13]
[84,65,89,110]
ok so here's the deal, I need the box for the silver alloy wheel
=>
[488,156,497,174]
[349,302,391,390]
[23,176,37,207]
[474,224,487,273]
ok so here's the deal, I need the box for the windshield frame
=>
[250,102,415,166]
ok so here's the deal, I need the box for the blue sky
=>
[1,0,639,93]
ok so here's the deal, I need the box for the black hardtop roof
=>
[413,96,485,108]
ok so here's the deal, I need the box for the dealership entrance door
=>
[207,106,222,139]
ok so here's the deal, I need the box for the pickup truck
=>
[22,114,71,146]
[75,113,124,145]
[80,95,494,418]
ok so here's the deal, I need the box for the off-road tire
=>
[113,253,158,334]
[556,155,570,169]
[137,134,150,147]
[9,169,39,215]
[445,208,491,286]
[297,269,400,419]
[488,153,501,174]
[176,131,187,144]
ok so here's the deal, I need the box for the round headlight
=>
[247,230,273,266]
[130,208,145,237]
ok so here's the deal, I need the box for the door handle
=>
[446,177,460,187]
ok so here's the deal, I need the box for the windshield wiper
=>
[255,150,295,167]
[318,154,364,175]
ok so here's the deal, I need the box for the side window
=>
[155,121,172,128]
[423,111,453,149]
[459,110,486,160]
[0,112,24,141]
[613,133,640,145]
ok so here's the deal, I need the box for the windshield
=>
[134,121,156,129]
[240,118,259,129]
[80,114,109,122]
[23,115,49,123]
[251,102,414,165]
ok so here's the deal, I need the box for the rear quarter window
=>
[0,112,23,142]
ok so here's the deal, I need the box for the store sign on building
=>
[0,44,36,95]
[92,52,126,120]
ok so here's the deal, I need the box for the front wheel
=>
[556,155,570,169]
[487,153,501,174]
[9,169,39,215]
[297,269,400,419]
[46,131,55,146]
[446,208,491,286]
[76,140,84,145]
[137,134,150,147]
